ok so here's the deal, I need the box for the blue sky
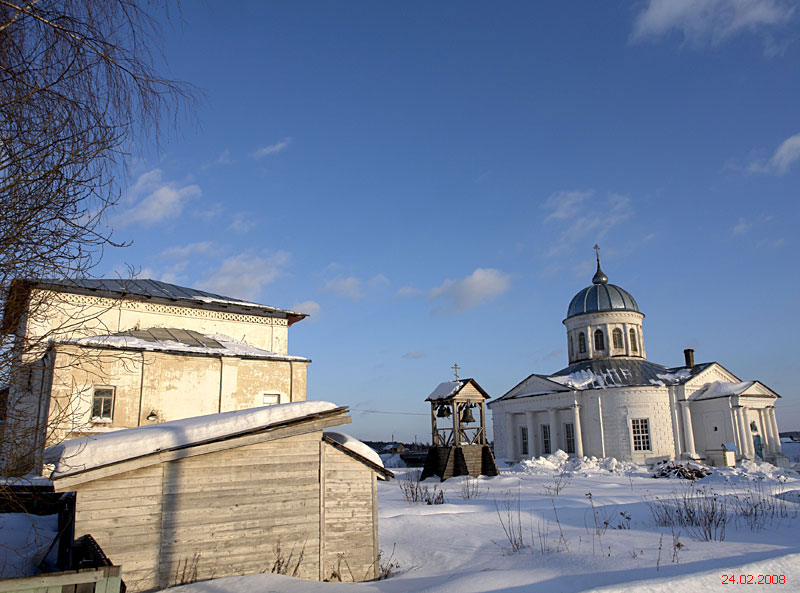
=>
[103,1,800,441]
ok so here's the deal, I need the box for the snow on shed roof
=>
[63,328,310,362]
[323,432,383,468]
[426,378,490,401]
[45,401,340,478]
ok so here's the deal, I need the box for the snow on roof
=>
[426,380,465,401]
[65,329,310,362]
[691,380,756,400]
[323,431,384,468]
[46,401,340,478]
[653,368,693,384]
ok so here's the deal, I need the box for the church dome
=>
[566,259,639,319]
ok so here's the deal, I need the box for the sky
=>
[101,0,800,442]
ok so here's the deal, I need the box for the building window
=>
[541,424,551,455]
[520,426,529,456]
[578,332,586,353]
[92,387,115,421]
[262,393,281,405]
[630,328,638,352]
[564,422,575,454]
[594,329,605,351]
[631,418,651,451]
[612,328,623,349]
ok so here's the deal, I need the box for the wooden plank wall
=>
[321,442,377,582]
[73,432,323,592]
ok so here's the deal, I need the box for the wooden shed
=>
[45,402,392,592]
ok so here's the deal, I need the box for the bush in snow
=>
[646,485,727,541]
[652,463,710,480]
[398,470,445,505]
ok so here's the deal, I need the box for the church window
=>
[612,328,623,349]
[578,332,586,353]
[520,426,529,456]
[91,386,115,421]
[262,393,281,405]
[564,422,575,454]
[631,418,651,451]
[594,329,605,351]
[630,328,638,352]
[541,424,551,455]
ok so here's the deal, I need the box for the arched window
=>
[630,328,638,352]
[594,329,605,351]
[578,332,586,353]
[612,328,623,349]
[568,336,574,358]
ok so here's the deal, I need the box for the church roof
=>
[426,378,490,401]
[565,258,640,319]
[494,359,713,401]
[27,278,308,324]
[60,327,311,362]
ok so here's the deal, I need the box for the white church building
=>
[489,255,788,466]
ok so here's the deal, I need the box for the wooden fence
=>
[0,565,121,593]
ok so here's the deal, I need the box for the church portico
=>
[489,249,789,467]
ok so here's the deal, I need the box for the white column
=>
[525,411,537,458]
[729,407,741,456]
[585,326,593,359]
[767,407,782,453]
[505,413,516,459]
[679,401,696,457]
[735,406,750,458]
[572,402,584,458]
[548,408,559,453]
[622,322,630,356]
[757,409,772,453]
[597,395,606,458]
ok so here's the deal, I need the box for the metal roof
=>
[36,279,307,322]
[494,359,713,401]
[566,283,640,319]
[116,328,225,349]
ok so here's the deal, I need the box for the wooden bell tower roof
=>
[425,378,491,403]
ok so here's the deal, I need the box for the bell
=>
[460,404,475,424]
[436,404,451,418]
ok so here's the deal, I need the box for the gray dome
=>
[567,283,639,318]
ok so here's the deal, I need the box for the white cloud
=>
[748,132,800,175]
[544,191,634,257]
[428,268,511,313]
[631,0,796,47]
[198,251,291,300]
[732,217,752,235]
[544,190,593,221]
[252,137,292,159]
[402,350,426,359]
[116,169,200,227]
[292,300,321,321]
[396,286,422,297]
[229,212,256,233]
[322,276,362,300]
[369,274,390,288]
[162,242,213,260]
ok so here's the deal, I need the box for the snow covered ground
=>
[167,453,800,593]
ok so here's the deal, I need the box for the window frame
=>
[520,425,529,456]
[91,386,115,422]
[631,418,651,452]
[612,328,623,350]
[541,424,551,455]
[564,422,575,454]
[630,328,638,352]
[578,332,586,354]
[594,329,605,351]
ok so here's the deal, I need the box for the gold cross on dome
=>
[452,363,461,380]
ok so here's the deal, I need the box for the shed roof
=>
[45,402,343,479]
[16,278,308,325]
[60,328,310,362]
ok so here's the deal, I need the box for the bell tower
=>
[420,371,498,481]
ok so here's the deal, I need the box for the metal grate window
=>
[630,328,638,352]
[92,387,115,420]
[564,422,575,454]
[520,426,529,456]
[631,418,651,451]
[594,329,605,351]
[541,424,551,455]
[613,328,623,349]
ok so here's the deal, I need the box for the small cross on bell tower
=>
[420,371,498,481]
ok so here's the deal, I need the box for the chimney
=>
[684,348,695,368]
